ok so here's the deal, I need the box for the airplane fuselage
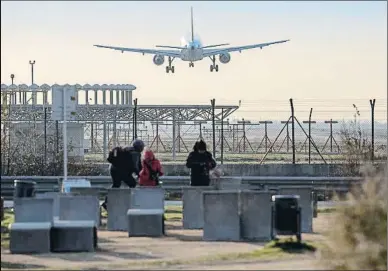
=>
[180,40,204,61]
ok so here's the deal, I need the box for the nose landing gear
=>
[189,62,194,68]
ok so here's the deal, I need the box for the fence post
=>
[132,98,138,141]
[290,98,296,164]
[220,108,224,164]
[44,107,47,166]
[369,99,376,162]
[306,108,315,164]
[211,99,216,159]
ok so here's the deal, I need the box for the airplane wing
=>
[94,44,181,58]
[203,39,289,57]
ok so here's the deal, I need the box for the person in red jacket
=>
[139,149,164,187]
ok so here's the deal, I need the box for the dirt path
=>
[1,214,333,270]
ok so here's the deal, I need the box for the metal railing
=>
[1,175,363,200]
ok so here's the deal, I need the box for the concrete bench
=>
[215,177,242,190]
[131,187,165,210]
[182,186,215,229]
[51,220,97,252]
[107,188,132,231]
[202,191,240,241]
[9,222,52,254]
[278,186,313,233]
[240,191,272,241]
[127,209,164,237]
[70,186,105,199]
[35,192,62,220]
[14,198,54,223]
[58,195,100,227]
[10,198,54,254]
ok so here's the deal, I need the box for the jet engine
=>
[219,52,231,64]
[153,55,165,66]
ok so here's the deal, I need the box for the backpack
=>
[107,146,122,166]
[144,160,160,185]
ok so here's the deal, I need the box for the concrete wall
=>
[94,163,382,177]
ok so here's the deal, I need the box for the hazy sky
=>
[1,1,387,121]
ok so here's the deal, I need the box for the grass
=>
[164,205,182,221]
[1,209,14,249]
[95,237,318,269]
[197,237,317,263]
[317,207,336,214]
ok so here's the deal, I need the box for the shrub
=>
[318,167,387,270]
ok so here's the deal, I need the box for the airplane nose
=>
[191,46,195,50]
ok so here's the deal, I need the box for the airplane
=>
[94,7,290,73]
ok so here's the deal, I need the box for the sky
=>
[1,1,387,121]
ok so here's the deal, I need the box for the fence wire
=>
[1,97,387,175]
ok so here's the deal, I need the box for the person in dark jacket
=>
[186,140,216,186]
[101,139,145,210]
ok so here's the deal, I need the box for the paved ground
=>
[1,213,334,270]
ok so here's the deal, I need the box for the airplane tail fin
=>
[202,43,230,49]
[155,45,185,50]
[191,7,194,42]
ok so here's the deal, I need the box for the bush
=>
[318,167,387,270]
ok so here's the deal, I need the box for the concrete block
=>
[9,222,51,254]
[131,187,165,210]
[70,187,104,199]
[35,192,62,220]
[107,188,132,231]
[59,195,100,227]
[240,191,272,241]
[51,220,96,252]
[182,186,215,229]
[203,191,240,241]
[14,198,54,223]
[216,177,242,190]
[127,209,164,237]
[278,186,313,233]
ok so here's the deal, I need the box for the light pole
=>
[29,60,35,84]
[29,60,36,104]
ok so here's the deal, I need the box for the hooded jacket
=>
[139,150,163,186]
[186,150,216,186]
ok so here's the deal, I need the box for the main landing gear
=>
[166,56,175,73]
[189,62,194,68]
[209,56,219,72]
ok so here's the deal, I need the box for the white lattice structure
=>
[1,83,239,161]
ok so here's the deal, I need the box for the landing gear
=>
[210,65,219,72]
[189,62,194,67]
[166,56,175,73]
[166,66,175,73]
[209,55,219,72]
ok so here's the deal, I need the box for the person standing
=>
[139,149,164,187]
[186,140,216,186]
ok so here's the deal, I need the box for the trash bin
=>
[271,195,302,242]
[13,180,37,198]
